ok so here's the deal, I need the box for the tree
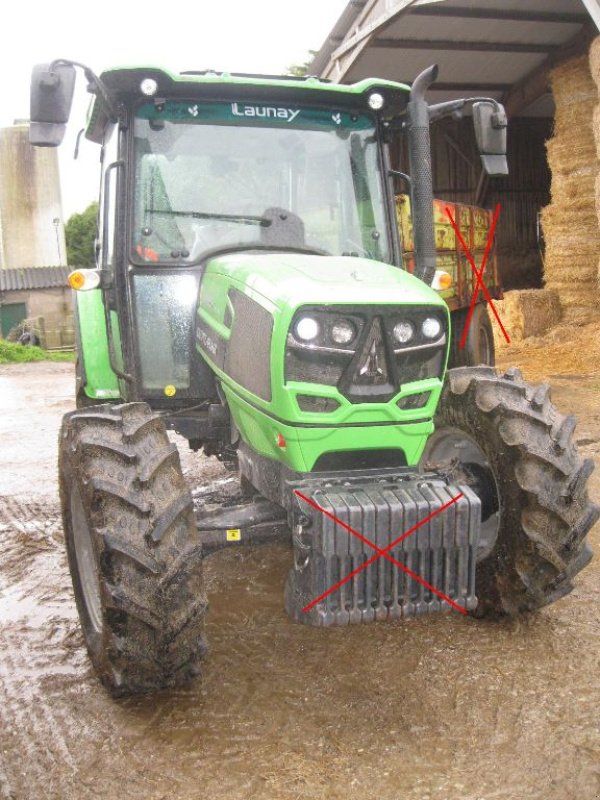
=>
[286,50,318,77]
[65,202,99,267]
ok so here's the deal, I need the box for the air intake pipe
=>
[407,65,438,287]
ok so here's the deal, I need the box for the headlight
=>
[295,316,320,342]
[393,321,415,344]
[422,317,442,339]
[330,320,355,345]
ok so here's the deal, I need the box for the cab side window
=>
[98,124,119,272]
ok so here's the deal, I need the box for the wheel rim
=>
[422,426,500,560]
[71,486,103,633]
[478,321,493,365]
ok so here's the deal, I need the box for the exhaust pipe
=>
[407,65,438,287]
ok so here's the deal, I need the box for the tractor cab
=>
[32,64,416,411]
[126,87,402,404]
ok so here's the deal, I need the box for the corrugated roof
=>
[0,266,71,292]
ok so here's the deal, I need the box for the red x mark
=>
[445,203,510,348]
[294,489,468,615]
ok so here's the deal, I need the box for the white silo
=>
[0,120,67,269]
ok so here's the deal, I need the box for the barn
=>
[310,0,600,328]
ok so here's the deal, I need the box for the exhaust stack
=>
[407,65,438,287]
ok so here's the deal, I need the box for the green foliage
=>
[286,50,318,77]
[65,202,99,267]
[0,340,75,364]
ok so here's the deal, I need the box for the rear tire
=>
[422,367,598,616]
[59,402,207,695]
[449,305,495,367]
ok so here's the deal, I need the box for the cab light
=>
[368,92,385,111]
[432,270,453,291]
[140,78,158,96]
[67,269,101,291]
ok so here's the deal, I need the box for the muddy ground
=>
[0,360,599,800]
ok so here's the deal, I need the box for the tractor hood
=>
[195,250,449,474]
[202,251,443,308]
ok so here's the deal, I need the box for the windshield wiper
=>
[145,209,272,226]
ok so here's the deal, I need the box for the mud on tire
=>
[423,366,599,616]
[59,402,207,695]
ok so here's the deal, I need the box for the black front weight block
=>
[284,476,481,626]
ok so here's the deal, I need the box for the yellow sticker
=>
[226,528,242,542]
[164,384,176,397]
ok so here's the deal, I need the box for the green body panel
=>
[196,253,448,471]
[76,290,121,400]
[222,383,434,472]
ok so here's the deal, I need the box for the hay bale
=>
[543,258,597,285]
[593,105,600,157]
[548,169,597,201]
[492,290,562,350]
[552,54,597,108]
[542,50,600,320]
[561,305,600,324]
[546,281,599,323]
[546,128,597,175]
[589,36,600,90]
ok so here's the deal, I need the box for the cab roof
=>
[86,65,410,142]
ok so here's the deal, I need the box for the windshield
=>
[132,100,391,263]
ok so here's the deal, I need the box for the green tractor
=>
[30,60,598,695]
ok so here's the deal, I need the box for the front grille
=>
[286,349,348,386]
[397,391,431,410]
[225,290,273,401]
[297,395,341,413]
[395,350,445,385]
[285,305,447,402]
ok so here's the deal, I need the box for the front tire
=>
[59,402,207,695]
[422,367,598,616]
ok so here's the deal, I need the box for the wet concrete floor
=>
[0,361,599,800]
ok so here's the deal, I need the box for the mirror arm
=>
[428,97,505,123]
[388,169,411,188]
[49,59,120,122]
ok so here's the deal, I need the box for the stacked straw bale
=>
[589,37,600,306]
[541,52,600,322]
[492,289,561,352]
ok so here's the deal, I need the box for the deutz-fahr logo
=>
[359,340,385,379]
[354,318,389,385]
[231,103,300,123]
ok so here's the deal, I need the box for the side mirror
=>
[30,62,76,147]
[473,101,508,176]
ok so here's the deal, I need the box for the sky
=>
[1,0,348,219]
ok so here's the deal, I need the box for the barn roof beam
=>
[503,22,597,117]
[372,39,561,55]
[410,7,589,25]
[579,0,600,31]
[433,82,513,93]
